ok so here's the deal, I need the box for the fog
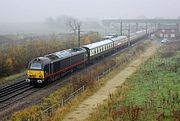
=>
[0,0,179,23]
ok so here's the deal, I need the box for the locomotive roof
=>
[45,47,86,61]
[30,57,51,65]
[83,39,113,49]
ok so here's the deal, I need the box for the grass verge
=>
[86,40,180,121]
[0,71,25,85]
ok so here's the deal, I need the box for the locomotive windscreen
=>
[30,63,42,70]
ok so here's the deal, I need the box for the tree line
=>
[0,32,101,77]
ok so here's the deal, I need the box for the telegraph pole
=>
[177,22,180,35]
[146,22,148,34]
[136,22,138,31]
[78,24,80,47]
[120,20,123,35]
[128,24,130,47]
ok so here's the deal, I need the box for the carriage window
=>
[91,50,93,55]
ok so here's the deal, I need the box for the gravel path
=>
[62,44,158,121]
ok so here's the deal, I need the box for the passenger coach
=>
[83,39,114,63]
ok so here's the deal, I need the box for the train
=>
[26,29,154,86]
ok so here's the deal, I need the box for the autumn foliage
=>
[0,39,65,77]
[0,32,101,77]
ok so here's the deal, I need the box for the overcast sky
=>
[0,0,179,23]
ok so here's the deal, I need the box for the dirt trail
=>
[62,44,158,121]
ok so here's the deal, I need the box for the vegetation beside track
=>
[0,32,101,84]
[0,32,101,80]
[10,40,152,121]
[0,72,25,85]
[86,40,180,121]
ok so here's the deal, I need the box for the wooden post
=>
[61,99,64,107]
[83,85,85,91]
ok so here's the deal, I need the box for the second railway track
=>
[0,80,38,110]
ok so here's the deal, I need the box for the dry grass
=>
[0,71,25,85]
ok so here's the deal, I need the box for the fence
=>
[40,85,85,119]
[37,66,116,121]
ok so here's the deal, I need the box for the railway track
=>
[0,80,37,110]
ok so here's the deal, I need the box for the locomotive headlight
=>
[26,79,30,83]
[38,71,43,78]
[37,80,42,83]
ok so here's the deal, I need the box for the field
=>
[86,40,180,121]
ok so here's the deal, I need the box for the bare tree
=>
[66,16,81,34]
[66,16,82,47]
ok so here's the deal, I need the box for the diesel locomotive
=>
[26,29,153,86]
[26,48,87,85]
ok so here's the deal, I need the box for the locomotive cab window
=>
[30,63,42,70]
[44,64,50,74]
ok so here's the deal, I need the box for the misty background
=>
[0,0,179,34]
